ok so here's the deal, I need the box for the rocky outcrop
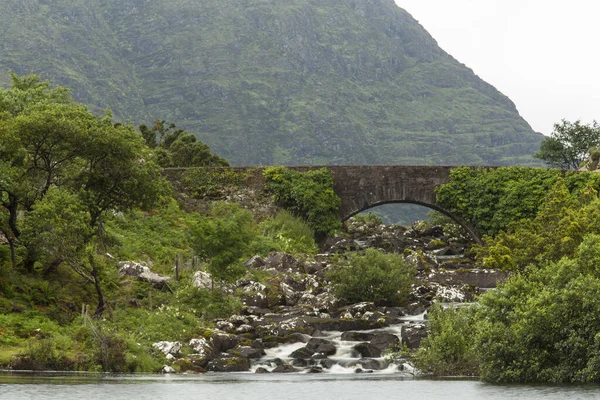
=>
[153,216,509,375]
[118,261,170,288]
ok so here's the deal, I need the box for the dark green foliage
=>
[413,304,478,376]
[0,0,542,166]
[475,181,600,271]
[255,210,318,255]
[418,183,600,383]
[176,287,242,321]
[436,166,600,236]
[327,248,415,305]
[103,198,197,270]
[263,167,341,236]
[140,120,228,168]
[189,203,256,284]
[535,120,600,169]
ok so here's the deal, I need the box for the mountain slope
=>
[0,0,543,166]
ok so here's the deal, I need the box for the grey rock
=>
[244,255,266,269]
[118,261,170,287]
[152,341,182,356]
[401,324,427,349]
[353,342,381,358]
[341,331,375,342]
[358,358,388,370]
[370,332,400,351]
[162,365,176,373]
[306,338,336,356]
[207,356,250,372]
[290,347,314,359]
[280,282,302,306]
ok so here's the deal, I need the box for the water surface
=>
[2,372,600,400]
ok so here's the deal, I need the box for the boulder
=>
[152,341,182,356]
[319,358,337,369]
[210,332,240,352]
[306,338,336,356]
[162,365,176,373]
[229,345,265,359]
[118,261,170,287]
[191,271,213,289]
[341,331,375,342]
[290,347,315,359]
[255,367,270,373]
[188,337,217,365]
[352,342,381,358]
[280,282,302,306]
[272,364,297,373]
[207,356,250,372]
[264,252,303,273]
[370,332,399,352]
[303,261,325,275]
[401,324,427,349]
[358,358,388,370]
[244,255,266,269]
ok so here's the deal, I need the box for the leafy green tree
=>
[0,74,167,272]
[139,120,228,167]
[534,120,600,170]
[190,203,256,286]
[327,248,415,305]
[19,187,110,316]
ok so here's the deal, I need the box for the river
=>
[2,372,600,400]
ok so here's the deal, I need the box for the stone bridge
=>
[164,165,483,244]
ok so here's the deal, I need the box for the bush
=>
[177,287,242,320]
[256,210,318,255]
[189,202,256,284]
[327,248,415,305]
[263,167,341,236]
[413,304,478,376]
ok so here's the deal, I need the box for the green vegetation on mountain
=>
[0,0,542,166]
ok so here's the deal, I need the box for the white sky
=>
[394,0,600,135]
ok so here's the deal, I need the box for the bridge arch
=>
[341,199,483,245]
[326,165,483,245]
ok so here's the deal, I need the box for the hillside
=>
[0,0,543,166]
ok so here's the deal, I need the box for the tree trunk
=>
[90,258,105,318]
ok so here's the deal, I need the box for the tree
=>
[139,120,228,167]
[190,203,256,286]
[0,73,168,316]
[534,119,600,170]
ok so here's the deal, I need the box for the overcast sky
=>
[394,0,600,135]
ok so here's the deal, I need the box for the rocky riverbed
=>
[127,217,508,374]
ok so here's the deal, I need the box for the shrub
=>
[413,304,478,376]
[327,248,415,305]
[263,167,341,237]
[256,210,318,255]
[189,202,256,284]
